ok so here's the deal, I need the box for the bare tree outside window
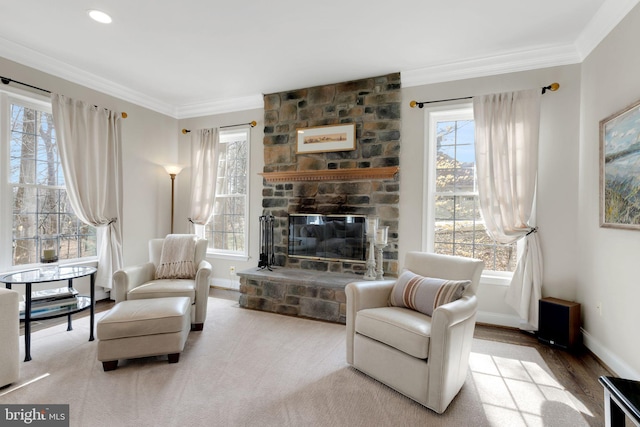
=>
[206,128,249,256]
[9,102,96,266]
[432,116,516,272]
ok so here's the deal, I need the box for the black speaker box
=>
[538,297,581,350]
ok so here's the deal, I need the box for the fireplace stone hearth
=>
[238,267,376,324]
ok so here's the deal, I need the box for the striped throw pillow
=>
[389,270,471,316]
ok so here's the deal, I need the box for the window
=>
[2,92,96,269]
[205,128,249,258]
[424,106,516,272]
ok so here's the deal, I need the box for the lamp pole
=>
[169,173,176,234]
[163,164,184,234]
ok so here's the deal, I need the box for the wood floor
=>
[20,288,612,426]
[474,323,612,426]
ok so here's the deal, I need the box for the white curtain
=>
[51,94,124,289]
[473,89,543,330]
[189,128,220,235]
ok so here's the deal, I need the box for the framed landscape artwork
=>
[600,99,640,230]
[296,123,356,154]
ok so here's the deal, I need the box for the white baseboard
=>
[211,277,240,291]
[582,328,640,380]
[476,310,521,328]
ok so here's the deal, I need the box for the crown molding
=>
[174,94,264,119]
[2,0,637,118]
[402,0,640,88]
[0,35,263,118]
[0,36,177,117]
[575,0,640,59]
[401,43,581,88]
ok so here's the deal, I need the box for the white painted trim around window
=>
[206,251,250,262]
[0,90,100,271]
[421,102,517,280]
[206,127,250,259]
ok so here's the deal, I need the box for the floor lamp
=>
[163,164,184,234]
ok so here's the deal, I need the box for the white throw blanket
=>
[155,234,197,279]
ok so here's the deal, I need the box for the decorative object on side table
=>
[39,235,59,276]
[364,216,378,280]
[375,225,388,280]
[19,287,79,315]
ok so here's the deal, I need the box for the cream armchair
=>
[346,251,484,413]
[0,288,19,387]
[113,236,212,330]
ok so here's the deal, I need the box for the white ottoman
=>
[97,297,191,371]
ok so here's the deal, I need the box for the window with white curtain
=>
[205,127,249,258]
[0,91,96,270]
[424,104,516,273]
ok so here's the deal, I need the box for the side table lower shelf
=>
[20,296,92,321]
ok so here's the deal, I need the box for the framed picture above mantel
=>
[296,123,356,154]
[600,99,640,230]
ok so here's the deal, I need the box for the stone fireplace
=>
[261,72,401,275]
[238,72,402,324]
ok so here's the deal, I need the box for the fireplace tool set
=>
[258,215,275,270]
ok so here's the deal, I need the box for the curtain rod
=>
[181,120,257,134]
[409,82,560,109]
[1,75,128,118]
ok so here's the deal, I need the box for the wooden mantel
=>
[260,166,399,183]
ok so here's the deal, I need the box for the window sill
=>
[206,252,250,262]
[481,272,513,287]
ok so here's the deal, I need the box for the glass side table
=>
[0,266,97,362]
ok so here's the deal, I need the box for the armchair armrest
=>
[427,294,478,412]
[346,280,396,311]
[112,262,155,303]
[193,259,212,325]
[345,279,395,364]
[431,294,478,332]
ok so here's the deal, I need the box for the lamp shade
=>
[163,164,184,176]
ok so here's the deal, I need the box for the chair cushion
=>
[97,297,191,340]
[389,270,470,316]
[355,306,431,359]
[127,279,196,303]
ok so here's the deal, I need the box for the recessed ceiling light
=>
[88,10,112,24]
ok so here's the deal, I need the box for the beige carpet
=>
[0,296,594,426]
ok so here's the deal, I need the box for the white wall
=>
[579,3,640,379]
[400,65,582,326]
[177,110,265,289]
